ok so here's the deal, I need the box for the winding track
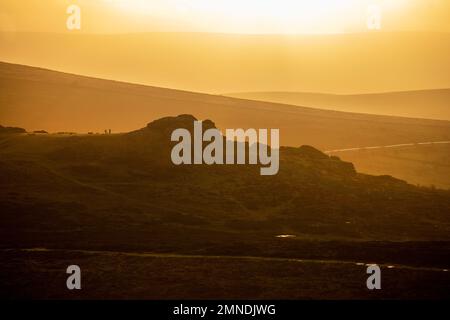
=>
[2,248,448,273]
[325,141,450,154]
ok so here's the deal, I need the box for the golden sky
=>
[1,0,450,34]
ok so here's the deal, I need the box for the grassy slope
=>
[1,62,449,151]
[335,144,450,189]
[2,249,449,299]
[1,122,450,299]
[1,117,449,243]
[2,62,450,188]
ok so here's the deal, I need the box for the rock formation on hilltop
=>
[0,125,26,134]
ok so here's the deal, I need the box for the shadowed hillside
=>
[1,115,450,299]
[1,115,449,243]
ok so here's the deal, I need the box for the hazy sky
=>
[1,0,450,34]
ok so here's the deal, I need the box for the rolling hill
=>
[1,116,450,299]
[1,61,449,151]
[330,143,450,189]
[1,114,449,243]
[226,89,450,121]
[1,32,450,94]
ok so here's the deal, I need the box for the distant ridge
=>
[226,89,450,121]
[1,32,450,93]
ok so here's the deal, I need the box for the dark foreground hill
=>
[2,62,450,188]
[0,124,26,134]
[1,115,450,299]
[1,114,449,243]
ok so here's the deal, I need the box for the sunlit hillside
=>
[227,89,450,121]
[1,62,449,152]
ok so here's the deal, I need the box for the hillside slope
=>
[1,115,450,299]
[332,143,450,189]
[1,32,450,94]
[227,89,450,121]
[1,62,449,152]
[1,115,450,244]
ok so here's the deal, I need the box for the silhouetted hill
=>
[129,114,216,143]
[0,125,25,134]
[1,115,449,245]
[2,114,450,300]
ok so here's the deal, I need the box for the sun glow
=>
[103,0,408,34]
[1,0,445,34]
